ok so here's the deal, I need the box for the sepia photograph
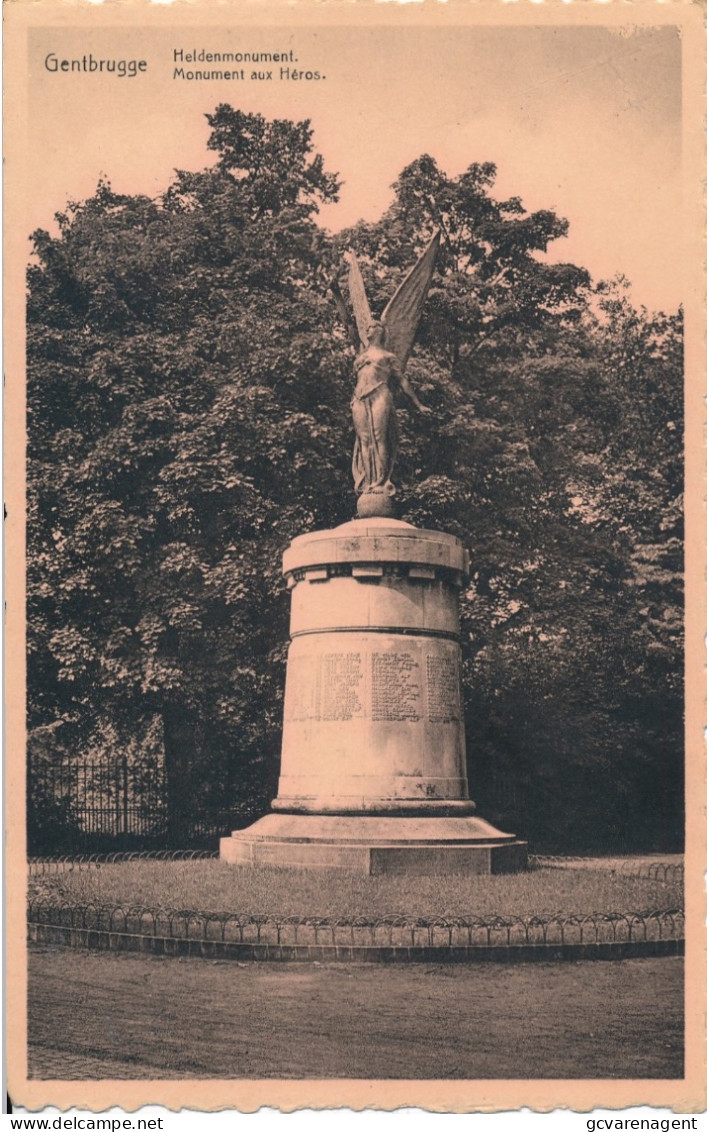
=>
[5,1,704,1116]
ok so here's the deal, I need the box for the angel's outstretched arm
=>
[389,351,431,414]
[398,371,432,414]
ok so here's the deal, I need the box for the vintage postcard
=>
[4,0,705,1118]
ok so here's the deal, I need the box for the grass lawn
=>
[29,859,683,920]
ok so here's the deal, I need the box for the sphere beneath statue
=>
[356,491,397,519]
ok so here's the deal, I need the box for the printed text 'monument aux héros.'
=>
[173,49,297,63]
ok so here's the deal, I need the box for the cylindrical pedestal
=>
[221,518,526,873]
[275,518,473,814]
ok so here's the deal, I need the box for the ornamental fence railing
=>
[27,898,684,950]
[27,849,218,874]
[532,855,684,884]
[27,850,684,884]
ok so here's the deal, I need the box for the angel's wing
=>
[345,251,374,349]
[381,231,441,372]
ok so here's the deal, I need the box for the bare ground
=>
[27,945,683,1080]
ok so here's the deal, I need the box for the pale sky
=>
[27,24,682,311]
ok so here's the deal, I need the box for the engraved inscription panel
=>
[371,651,422,722]
[426,654,461,723]
[320,652,365,721]
[285,651,365,722]
[283,653,317,722]
[286,640,462,727]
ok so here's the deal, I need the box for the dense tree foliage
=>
[27,107,682,852]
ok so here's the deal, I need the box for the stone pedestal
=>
[221,518,526,874]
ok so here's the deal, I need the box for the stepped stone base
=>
[219,520,528,878]
[220,813,527,875]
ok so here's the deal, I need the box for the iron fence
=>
[27,849,219,875]
[30,757,164,837]
[530,854,684,883]
[28,757,261,852]
[27,898,684,950]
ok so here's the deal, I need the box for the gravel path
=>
[28,945,683,1080]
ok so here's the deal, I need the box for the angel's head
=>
[367,320,386,347]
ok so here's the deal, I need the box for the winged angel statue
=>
[334,232,440,518]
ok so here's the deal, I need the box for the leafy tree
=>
[27,113,683,852]
[334,159,682,851]
[28,108,346,842]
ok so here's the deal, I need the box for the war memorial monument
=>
[220,233,527,874]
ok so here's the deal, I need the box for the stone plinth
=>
[220,813,526,875]
[221,518,526,874]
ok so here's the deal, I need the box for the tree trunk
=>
[162,704,201,848]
